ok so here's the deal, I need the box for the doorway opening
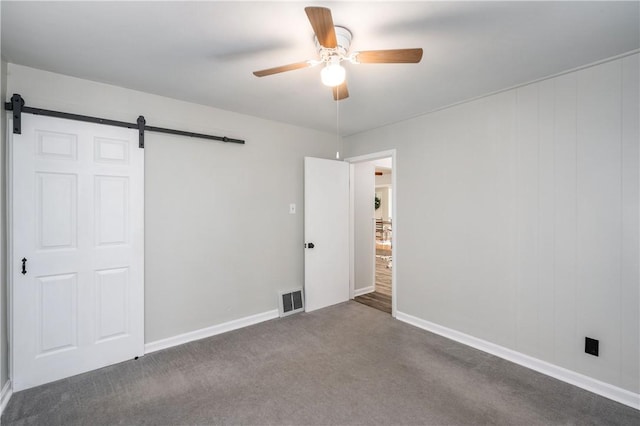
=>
[346,150,396,316]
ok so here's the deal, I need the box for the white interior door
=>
[304,157,349,312]
[10,114,144,391]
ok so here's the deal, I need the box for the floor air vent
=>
[278,289,304,317]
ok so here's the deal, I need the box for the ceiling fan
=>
[252,6,423,101]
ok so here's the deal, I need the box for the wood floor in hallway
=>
[354,251,392,314]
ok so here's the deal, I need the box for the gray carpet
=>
[2,301,639,425]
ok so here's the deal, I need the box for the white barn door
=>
[10,114,144,391]
[304,157,349,312]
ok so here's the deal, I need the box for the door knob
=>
[305,242,315,249]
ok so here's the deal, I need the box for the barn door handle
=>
[305,243,315,249]
[21,258,27,275]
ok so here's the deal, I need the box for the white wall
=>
[353,162,375,291]
[6,64,336,344]
[375,186,390,221]
[375,171,392,221]
[0,57,7,389]
[375,172,392,186]
[344,54,639,394]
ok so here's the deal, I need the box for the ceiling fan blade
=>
[305,7,337,48]
[253,61,312,77]
[332,81,349,101]
[355,48,423,64]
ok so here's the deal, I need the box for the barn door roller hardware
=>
[4,94,245,148]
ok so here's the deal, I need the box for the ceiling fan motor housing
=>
[315,26,353,61]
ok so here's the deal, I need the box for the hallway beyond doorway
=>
[348,149,396,316]
[354,243,392,313]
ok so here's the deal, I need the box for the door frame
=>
[345,149,397,317]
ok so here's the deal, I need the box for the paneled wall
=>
[515,57,639,390]
[344,54,639,393]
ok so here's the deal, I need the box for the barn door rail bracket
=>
[4,93,245,148]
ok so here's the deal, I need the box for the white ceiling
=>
[2,1,638,136]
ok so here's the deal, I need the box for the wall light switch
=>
[289,203,296,214]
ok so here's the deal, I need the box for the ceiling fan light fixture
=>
[321,62,346,87]
[252,7,422,100]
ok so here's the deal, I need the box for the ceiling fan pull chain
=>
[336,88,340,159]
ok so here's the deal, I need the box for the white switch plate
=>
[289,203,296,214]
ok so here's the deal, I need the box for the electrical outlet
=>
[585,337,599,357]
[289,203,296,214]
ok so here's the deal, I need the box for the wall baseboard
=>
[354,286,375,297]
[0,380,12,416]
[145,309,279,354]
[396,311,640,410]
